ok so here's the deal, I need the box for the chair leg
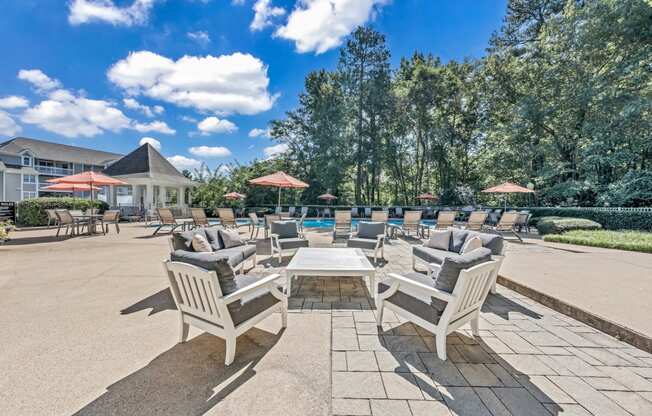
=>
[225,336,236,366]
[470,313,480,337]
[375,299,384,326]
[281,300,288,328]
[436,334,447,361]
[179,317,190,343]
[153,225,162,235]
[56,224,62,237]
[115,223,120,234]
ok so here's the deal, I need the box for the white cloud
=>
[132,120,175,134]
[108,51,276,115]
[232,0,245,5]
[189,145,232,158]
[139,136,161,150]
[251,0,286,31]
[181,115,197,123]
[263,143,288,158]
[187,30,211,45]
[18,69,175,138]
[248,127,271,138]
[275,0,389,54]
[68,0,156,26]
[18,69,61,91]
[0,96,29,109]
[123,98,163,117]
[197,116,237,134]
[0,111,21,137]
[167,155,201,170]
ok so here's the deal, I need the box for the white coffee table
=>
[285,248,376,298]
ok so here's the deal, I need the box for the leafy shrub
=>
[544,230,652,254]
[599,170,652,207]
[17,197,108,227]
[535,216,602,235]
[529,208,652,231]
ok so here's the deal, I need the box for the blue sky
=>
[0,0,506,171]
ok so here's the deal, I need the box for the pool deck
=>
[1,224,652,415]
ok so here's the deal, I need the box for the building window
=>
[23,191,37,199]
[23,174,36,184]
[22,155,32,166]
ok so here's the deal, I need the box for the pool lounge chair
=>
[371,210,388,223]
[435,211,457,230]
[377,257,500,360]
[351,207,359,218]
[153,208,182,235]
[491,211,523,242]
[163,260,287,365]
[288,206,296,217]
[394,207,403,218]
[364,207,372,218]
[191,208,216,229]
[465,211,488,231]
[333,210,352,239]
[217,208,239,229]
[323,208,332,218]
[300,206,308,217]
[400,210,422,236]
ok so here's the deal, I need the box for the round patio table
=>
[71,214,104,236]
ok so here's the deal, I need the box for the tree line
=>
[191,0,651,209]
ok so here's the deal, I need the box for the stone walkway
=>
[1,224,652,415]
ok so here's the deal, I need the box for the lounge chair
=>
[346,221,386,264]
[465,211,488,231]
[153,208,182,235]
[264,214,282,238]
[371,210,388,223]
[217,208,238,229]
[394,207,403,218]
[248,212,264,239]
[300,206,308,217]
[270,221,309,262]
[323,208,332,218]
[351,207,359,217]
[400,210,422,236]
[364,207,372,218]
[435,211,457,230]
[163,260,287,365]
[98,210,120,234]
[333,210,352,239]
[297,212,307,233]
[377,256,500,360]
[491,211,523,242]
[288,206,296,217]
[275,206,282,214]
[515,211,531,233]
[190,208,215,228]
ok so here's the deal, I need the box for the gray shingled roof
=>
[0,137,123,166]
[103,143,193,184]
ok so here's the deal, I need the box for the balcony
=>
[35,165,73,176]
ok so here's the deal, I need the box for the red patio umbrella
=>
[416,193,437,200]
[482,182,534,208]
[249,171,309,208]
[43,183,101,192]
[317,193,337,201]
[224,192,246,200]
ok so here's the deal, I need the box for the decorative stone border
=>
[497,275,652,354]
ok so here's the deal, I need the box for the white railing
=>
[35,166,73,176]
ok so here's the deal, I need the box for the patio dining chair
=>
[98,210,121,234]
[54,209,87,237]
[153,208,182,235]
[264,214,282,238]
[248,212,264,240]
[333,210,352,239]
[163,260,287,366]
[217,208,238,229]
[465,211,488,231]
[46,209,59,227]
[377,258,500,360]
[435,211,457,230]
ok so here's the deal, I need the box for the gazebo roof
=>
[103,143,194,185]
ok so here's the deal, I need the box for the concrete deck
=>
[1,224,651,415]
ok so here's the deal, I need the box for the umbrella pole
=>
[278,187,281,210]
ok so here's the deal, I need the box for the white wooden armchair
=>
[377,259,499,360]
[346,221,386,264]
[163,261,287,365]
[270,221,309,262]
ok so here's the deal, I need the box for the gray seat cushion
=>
[357,222,385,239]
[378,272,442,324]
[225,274,282,326]
[241,244,256,260]
[215,247,247,268]
[434,247,492,295]
[413,246,462,265]
[278,238,309,250]
[170,250,236,294]
[271,221,299,238]
[347,237,378,250]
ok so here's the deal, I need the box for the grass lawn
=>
[544,230,652,253]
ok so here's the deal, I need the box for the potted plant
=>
[0,220,12,244]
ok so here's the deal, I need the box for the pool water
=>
[301,218,436,229]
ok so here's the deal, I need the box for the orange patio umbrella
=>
[249,171,309,208]
[482,182,534,208]
[42,183,101,192]
[224,192,246,200]
[318,193,337,201]
[48,171,128,216]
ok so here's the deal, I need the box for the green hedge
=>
[544,230,652,253]
[535,216,602,235]
[529,208,652,231]
[17,197,109,227]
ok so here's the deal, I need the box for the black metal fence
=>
[0,202,16,222]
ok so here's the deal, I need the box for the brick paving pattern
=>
[255,231,652,415]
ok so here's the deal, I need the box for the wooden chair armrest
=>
[222,273,283,304]
[384,273,455,302]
